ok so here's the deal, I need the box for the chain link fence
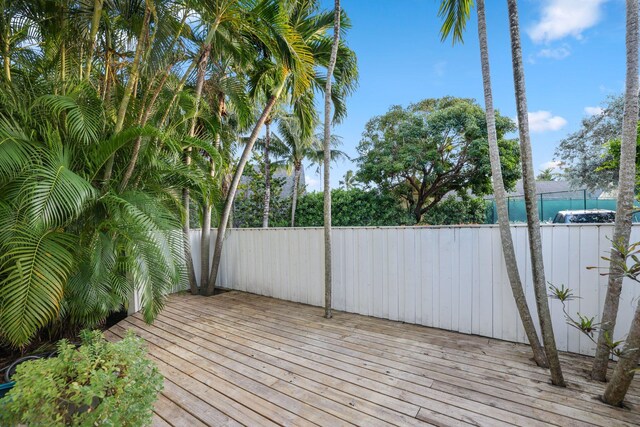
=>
[485,189,618,223]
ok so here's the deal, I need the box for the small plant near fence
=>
[0,330,163,427]
[548,284,625,357]
[548,239,640,360]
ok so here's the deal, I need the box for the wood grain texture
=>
[112,292,640,426]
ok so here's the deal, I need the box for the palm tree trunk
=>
[594,0,640,385]
[3,41,10,82]
[119,62,173,192]
[85,0,103,80]
[291,164,301,227]
[262,121,272,228]
[183,44,211,295]
[60,41,66,95]
[476,0,547,368]
[102,6,151,184]
[323,0,341,319]
[200,157,216,291]
[206,83,286,295]
[506,0,565,387]
[603,301,640,406]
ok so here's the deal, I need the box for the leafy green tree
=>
[555,94,640,190]
[355,96,520,223]
[596,130,640,193]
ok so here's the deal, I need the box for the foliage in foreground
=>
[0,82,190,347]
[0,330,163,427]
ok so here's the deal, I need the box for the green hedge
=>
[295,189,413,226]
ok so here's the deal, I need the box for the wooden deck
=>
[106,291,640,426]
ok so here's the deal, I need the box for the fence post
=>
[540,193,544,221]
[583,189,587,210]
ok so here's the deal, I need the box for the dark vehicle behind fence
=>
[552,210,616,224]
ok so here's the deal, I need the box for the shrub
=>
[420,196,489,225]
[0,330,163,427]
[296,188,413,226]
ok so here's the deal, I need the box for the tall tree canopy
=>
[355,96,520,222]
[554,94,640,190]
[0,0,358,347]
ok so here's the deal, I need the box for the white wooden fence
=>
[189,225,640,356]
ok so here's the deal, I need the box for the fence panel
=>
[190,225,640,356]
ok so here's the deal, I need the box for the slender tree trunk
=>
[477,0,547,368]
[604,301,640,406]
[182,44,211,295]
[506,0,565,387]
[60,41,66,95]
[85,0,103,80]
[206,84,286,295]
[119,62,173,191]
[3,38,10,82]
[323,0,341,319]
[101,32,112,102]
[200,156,216,291]
[102,6,151,184]
[597,0,640,388]
[291,164,301,227]
[262,121,272,228]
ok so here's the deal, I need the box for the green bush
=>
[296,188,413,226]
[420,196,489,225]
[0,330,163,427]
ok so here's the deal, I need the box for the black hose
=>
[4,355,42,383]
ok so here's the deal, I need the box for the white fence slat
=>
[190,225,640,357]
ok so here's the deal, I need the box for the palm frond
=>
[0,226,76,347]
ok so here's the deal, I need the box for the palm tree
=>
[323,0,341,319]
[598,0,640,398]
[339,170,356,190]
[0,77,208,346]
[506,0,564,386]
[205,0,358,295]
[438,0,548,368]
[0,0,230,348]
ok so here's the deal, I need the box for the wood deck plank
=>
[215,292,640,397]
[168,295,640,426]
[207,292,640,401]
[107,291,640,427]
[162,301,632,427]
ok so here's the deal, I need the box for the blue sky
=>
[304,0,627,191]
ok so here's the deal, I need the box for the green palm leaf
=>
[0,226,76,347]
[19,150,96,228]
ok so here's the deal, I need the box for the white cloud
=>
[527,111,568,132]
[537,45,571,60]
[584,106,604,116]
[432,60,447,78]
[305,176,321,191]
[540,160,563,170]
[528,0,607,43]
